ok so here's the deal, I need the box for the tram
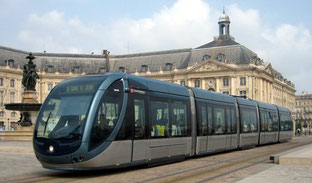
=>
[33,73,293,170]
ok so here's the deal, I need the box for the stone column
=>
[5,121,9,131]
[259,78,263,102]
[248,76,253,99]
[216,77,220,92]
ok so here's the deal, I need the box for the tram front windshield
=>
[35,77,105,141]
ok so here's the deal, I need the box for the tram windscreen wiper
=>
[43,112,52,136]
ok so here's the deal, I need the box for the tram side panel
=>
[195,95,238,155]
[236,98,259,148]
[257,101,280,145]
[278,112,293,142]
[147,93,192,162]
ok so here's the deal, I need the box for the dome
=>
[219,13,230,22]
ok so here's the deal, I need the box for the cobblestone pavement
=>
[0,137,311,183]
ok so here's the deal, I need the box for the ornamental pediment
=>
[192,62,231,72]
[264,64,274,75]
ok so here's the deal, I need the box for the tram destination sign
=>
[65,84,95,93]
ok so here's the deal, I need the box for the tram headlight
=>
[49,145,54,153]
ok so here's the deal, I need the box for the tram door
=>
[131,95,149,162]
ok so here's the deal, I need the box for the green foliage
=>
[296,122,302,129]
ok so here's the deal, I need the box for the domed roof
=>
[219,13,230,22]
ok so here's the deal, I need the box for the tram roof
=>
[191,88,236,104]
[236,97,257,107]
[256,101,277,111]
[275,105,291,113]
[125,73,190,96]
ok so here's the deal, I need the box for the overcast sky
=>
[1,0,312,94]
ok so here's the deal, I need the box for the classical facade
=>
[0,12,296,131]
[295,93,312,130]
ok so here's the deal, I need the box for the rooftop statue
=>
[22,53,39,91]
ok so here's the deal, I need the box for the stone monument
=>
[2,53,42,140]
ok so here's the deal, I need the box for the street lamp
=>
[7,118,9,131]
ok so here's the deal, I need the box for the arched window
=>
[8,59,14,67]
[99,67,106,73]
[141,65,148,73]
[165,63,173,71]
[119,67,125,73]
[11,112,17,117]
[46,65,54,73]
[73,67,80,74]
[10,79,14,87]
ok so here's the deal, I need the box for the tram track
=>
[1,137,312,183]
[139,138,312,183]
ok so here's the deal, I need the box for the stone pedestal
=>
[22,90,38,103]
[4,92,41,141]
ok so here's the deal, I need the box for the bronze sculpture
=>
[22,53,39,91]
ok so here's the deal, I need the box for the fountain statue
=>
[2,53,42,140]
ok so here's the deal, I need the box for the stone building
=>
[0,12,295,131]
[295,93,312,131]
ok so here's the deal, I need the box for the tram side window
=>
[249,110,258,132]
[134,99,146,138]
[288,115,293,131]
[171,100,188,136]
[260,110,267,132]
[214,107,225,135]
[288,114,293,131]
[226,108,232,134]
[267,112,273,132]
[241,108,258,133]
[151,100,169,137]
[198,103,208,136]
[272,112,279,131]
[207,106,213,135]
[280,113,292,131]
[231,108,237,134]
[280,113,286,131]
[89,80,123,150]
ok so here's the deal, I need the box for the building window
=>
[0,78,3,86]
[73,67,80,74]
[240,77,246,86]
[11,112,16,117]
[165,63,173,71]
[180,81,186,86]
[99,67,106,73]
[223,91,230,95]
[8,59,14,67]
[0,111,4,117]
[48,84,53,91]
[223,78,229,86]
[141,65,148,73]
[0,122,5,131]
[194,79,200,88]
[10,92,15,103]
[47,65,54,73]
[0,91,3,106]
[10,79,14,87]
[240,90,246,98]
[119,67,125,73]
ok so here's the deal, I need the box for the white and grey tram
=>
[33,73,293,170]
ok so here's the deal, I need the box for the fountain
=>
[1,53,42,140]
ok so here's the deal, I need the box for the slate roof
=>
[196,37,239,49]
[110,48,192,73]
[0,46,107,74]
